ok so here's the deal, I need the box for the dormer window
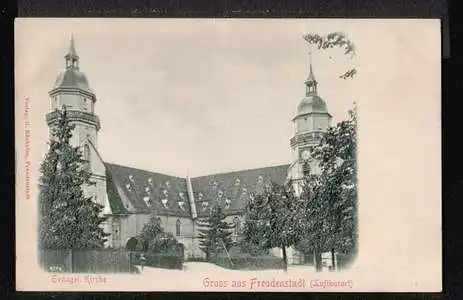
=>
[161,198,168,208]
[265,184,271,192]
[235,178,241,186]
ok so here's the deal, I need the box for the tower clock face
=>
[301,149,311,160]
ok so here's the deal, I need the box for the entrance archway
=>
[126,237,139,251]
[177,243,186,260]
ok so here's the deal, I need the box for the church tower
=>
[287,51,332,187]
[46,35,109,214]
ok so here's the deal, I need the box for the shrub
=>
[132,252,184,270]
[186,256,207,262]
[235,240,270,257]
[211,253,284,270]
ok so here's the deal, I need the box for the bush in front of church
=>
[133,228,185,270]
[143,251,184,270]
[210,252,284,270]
[235,239,270,257]
[209,244,284,270]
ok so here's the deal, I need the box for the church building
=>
[45,36,332,263]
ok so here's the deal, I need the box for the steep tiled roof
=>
[105,162,291,218]
[104,163,191,217]
[190,164,290,217]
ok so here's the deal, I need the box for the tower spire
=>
[305,49,318,96]
[308,50,315,79]
[65,34,79,69]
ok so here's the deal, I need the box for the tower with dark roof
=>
[45,35,110,221]
[288,51,332,184]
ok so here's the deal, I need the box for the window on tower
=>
[83,144,90,171]
[82,97,88,111]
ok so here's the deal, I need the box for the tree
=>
[303,32,356,79]
[296,104,357,271]
[293,177,326,271]
[197,204,235,261]
[242,183,299,272]
[314,105,357,257]
[38,107,108,249]
[138,213,164,251]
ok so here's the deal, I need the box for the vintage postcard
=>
[15,18,441,292]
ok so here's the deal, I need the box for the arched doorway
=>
[177,243,186,260]
[125,237,139,251]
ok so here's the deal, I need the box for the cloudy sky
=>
[16,19,438,177]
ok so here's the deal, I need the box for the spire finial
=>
[308,48,315,80]
[305,46,317,96]
[65,34,79,68]
[66,34,78,57]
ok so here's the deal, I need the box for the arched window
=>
[112,219,121,247]
[176,219,181,237]
[83,144,90,161]
[233,217,240,238]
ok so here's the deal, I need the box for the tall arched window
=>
[83,144,90,171]
[176,219,181,237]
[233,217,240,238]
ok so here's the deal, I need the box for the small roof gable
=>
[104,163,191,217]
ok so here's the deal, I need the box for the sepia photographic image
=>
[15,18,441,292]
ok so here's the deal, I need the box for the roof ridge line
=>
[190,163,291,179]
[104,161,186,179]
[104,161,291,181]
